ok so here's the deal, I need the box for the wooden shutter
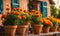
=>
[40,2,47,18]
[0,0,3,14]
[11,0,20,8]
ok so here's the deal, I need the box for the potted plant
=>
[48,16,59,32]
[17,10,31,35]
[58,23,60,31]
[1,11,20,36]
[43,18,53,33]
[30,10,43,34]
[57,19,60,31]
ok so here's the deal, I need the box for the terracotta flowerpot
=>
[17,25,28,35]
[43,27,50,33]
[51,26,58,32]
[32,24,43,34]
[58,27,60,31]
[4,25,17,36]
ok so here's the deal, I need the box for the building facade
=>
[0,0,52,17]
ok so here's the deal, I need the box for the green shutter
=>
[27,0,30,11]
[28,3,30,11]
[11,0,20,8]
[0,0,3,14]
[40,2,47,18]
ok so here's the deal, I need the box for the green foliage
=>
[51,6,60,18]
[52,21,58,26]
[3,14,19,25]
[19,13,31,25]
[49,18,58,26]
[30,14,42,24]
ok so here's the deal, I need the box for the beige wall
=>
[4,0,11,14]
[20,0,28,11]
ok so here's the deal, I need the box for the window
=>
[40,2,47,18]
[0,0,3,14]
[11,0,20,8]
[28,0,38,11]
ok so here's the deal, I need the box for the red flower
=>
[11,12,15,14]
[15,12,20,15]
[20,8,22,11]
[23,10,26,13]
[6,8,10,10]
[1,14,6,19]
[16,8,19,10]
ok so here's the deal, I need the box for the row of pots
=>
[4,25,28,36]
[32,24,59,34]
[4,24,60,36]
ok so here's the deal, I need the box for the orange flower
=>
[35,12,40,14]
[48,21,53,27]
[35,14,40,17]
[22,16,26,19]
[40,14,42,16]
[1,14,6,18]
[20,8,22,11]
[6,8,10,10]
[16,8,19,10]
[39,19,43,23]
[48,16,53,20]
[11,12,15,14]
[17,15,21,19]
[31,10,36,13]
[15,12,20,15]
[43,20,48,24]
[29,12,32,16]
[43,18,53,27]
[13,8,16,10]
[23,10,27,13]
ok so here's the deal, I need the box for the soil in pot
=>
[4,25,17,36]
[32,24,43,34]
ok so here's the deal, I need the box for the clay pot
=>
[17,25,28,35]
[58,27,60,31]
[4,25,17,36]
[51,26,58,32]
[32,24,43,34]
[43,27,50,33]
